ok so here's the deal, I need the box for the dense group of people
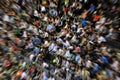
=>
[0,0,120,80]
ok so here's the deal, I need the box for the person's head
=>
[21,79,26,80]
[109,25,113,29]
[91,4,94,6]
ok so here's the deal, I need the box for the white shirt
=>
[64,40,70,47]
[111,61,119,71]
[22,31,27,37]
[72,24,76,28]
[72,2,76,7]
[41,6,46,12]
[20,22,27,29]
[95,24,101,30]
[65,61,69,68]
[34,10,39,17]
[84,0,88,3]
[71,35,77,41]
[28,42,34,49]
[20,25,27,29]
[57,38,63,44]
[33,27,39,35]
[77,28,83,33]
[50,2,56,8]
[44,32,48,37]
[49,43,55,51]
[44,41,48,45]
[98,36,106,43]
[66,33,70,38]
[116,76,120,80]
[48,77,55,80]
[43,71,48,80]
[3,14,9,22]
[52,45,57,52]
[55,19,59,25]
[58,49,64,54]
[29,54,34,62]
[43,16,48,21]
[43,62,49,68]
[28,25,33,31]
[22,62,26,67]
[39,29,43,33]
[100,17,106,24]
[21,72,27,79]
[75,54,80,62]
[65,50,71,58]
[86,60,91,68]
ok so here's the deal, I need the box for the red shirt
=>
[93,15,100,21]
[12,46,18,51]
[4,60,11,68]
[35,21,40,27]
[64,8,69,13]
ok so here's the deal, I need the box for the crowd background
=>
[0,0,120,80]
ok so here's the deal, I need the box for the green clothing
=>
[72,55,76,61]
[61,0,65,3]
[14,30,20,35]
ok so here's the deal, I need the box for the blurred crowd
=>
[0,0,120,80]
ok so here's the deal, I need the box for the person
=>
[0,0,119,80]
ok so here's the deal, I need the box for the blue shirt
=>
[3,47,9,53]
[65,50,71,58]
[46,24,53,31]
[33,47,40,54]
[49,43,55,51]
[75,55,80,62]
[28,42,34,49]
[75,77,82,80]
[43,72,48,80]
[93,63,99,71]
[35,37,41,44]
[9,17,14,23]
[81,19,87,27]
[52,45,57,52]
[100,56,108,64]
[49,9,58,16]
[31,37,35,42]
[0,12,4,17]
[90,6,95,12]
[106,69,111,76]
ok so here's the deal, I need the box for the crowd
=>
[0,0,120,80]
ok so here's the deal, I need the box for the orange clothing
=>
[4,60,11,68]
[93,15,100,21]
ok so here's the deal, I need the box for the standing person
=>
[42,71,48,80]
[18,0,27,10]
[81,68,90,80]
